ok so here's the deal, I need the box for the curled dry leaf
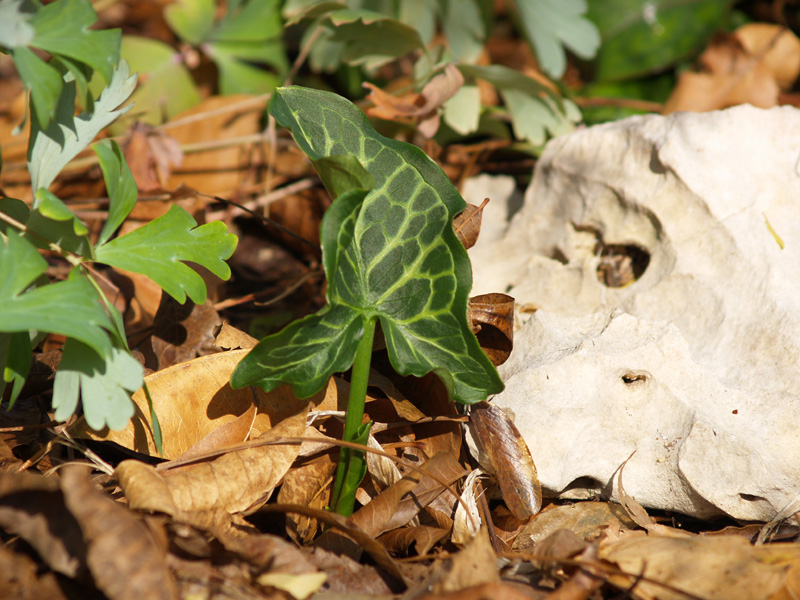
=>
[60,466,176,600]
[468,293,514,366]
[71,350,334,459]
[366,434,402,492]
[452,469,483,547]
[454,197,489,250]
[364,63,464,137]
[616,452,691,538]
[469,402,541,519]
[436,527,500,594]
[124,124,183,192]
[664,24,800,114]
[116,409,309,517]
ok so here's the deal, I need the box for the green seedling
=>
[231,86,503,516]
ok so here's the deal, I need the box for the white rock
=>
[467,105,800,520]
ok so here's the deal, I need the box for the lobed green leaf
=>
[94,204,238,305]
[508,0,600,79]
[53,339,143,431]
[0,233,113,357]
[28,60,137,194]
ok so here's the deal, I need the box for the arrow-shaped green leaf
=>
[232,86,503,404]
[94,204,238,305]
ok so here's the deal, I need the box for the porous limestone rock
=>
[466,105,800,521]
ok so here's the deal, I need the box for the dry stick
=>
[213,268,322,311]
[156,94,272,132]
[153,435,479,533]
[198,190,320,251]
[204,177,319,222]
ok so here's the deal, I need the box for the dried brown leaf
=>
[171,401,257,472]
[364,64,464,138]
[616,453,690,538]
[214,322,259,350]
[452,469,483,547]
[0,471,85,577]
[151,296,222,369]
[0,545,68,600]
[277,459,336,544]
[454,198,488,250]
[600,535,800,600]
[468,292,514,366]
[513,502,638,552]
[60,466,176,600]
[366,434,402,492]
[165,94,263,194]
[72,350,333,458]
[377,526,448,557]
[663,24,800,114]
[350,451,467,538]
[263,504,407,587]
[469,402,541,519]
[437,527,499,593]
[116,409,309,516]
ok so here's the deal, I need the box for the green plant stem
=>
[331,316,377,516]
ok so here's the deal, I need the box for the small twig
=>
[198,190,321,252]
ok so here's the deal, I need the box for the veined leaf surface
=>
[232,86,503,404]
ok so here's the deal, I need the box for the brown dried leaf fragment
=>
[277,459,336,544]
[350,451,467,538]
[468,293,514,366]
[116,409,309,516]
[364,64,464,137]
[0,545,68,600]
[454,198,489,250]
[469,402,541,519]
[151,295,222,370]
[60,466,177,600]
[0,471,85,577]
[73,350,330,459]
[377,526,448,557]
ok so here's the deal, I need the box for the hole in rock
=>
[621,373,647,385]
[548,246,569,265]
[596,243,650,288]
[562,476,604,494]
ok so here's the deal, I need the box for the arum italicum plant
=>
[231,86,503,516]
